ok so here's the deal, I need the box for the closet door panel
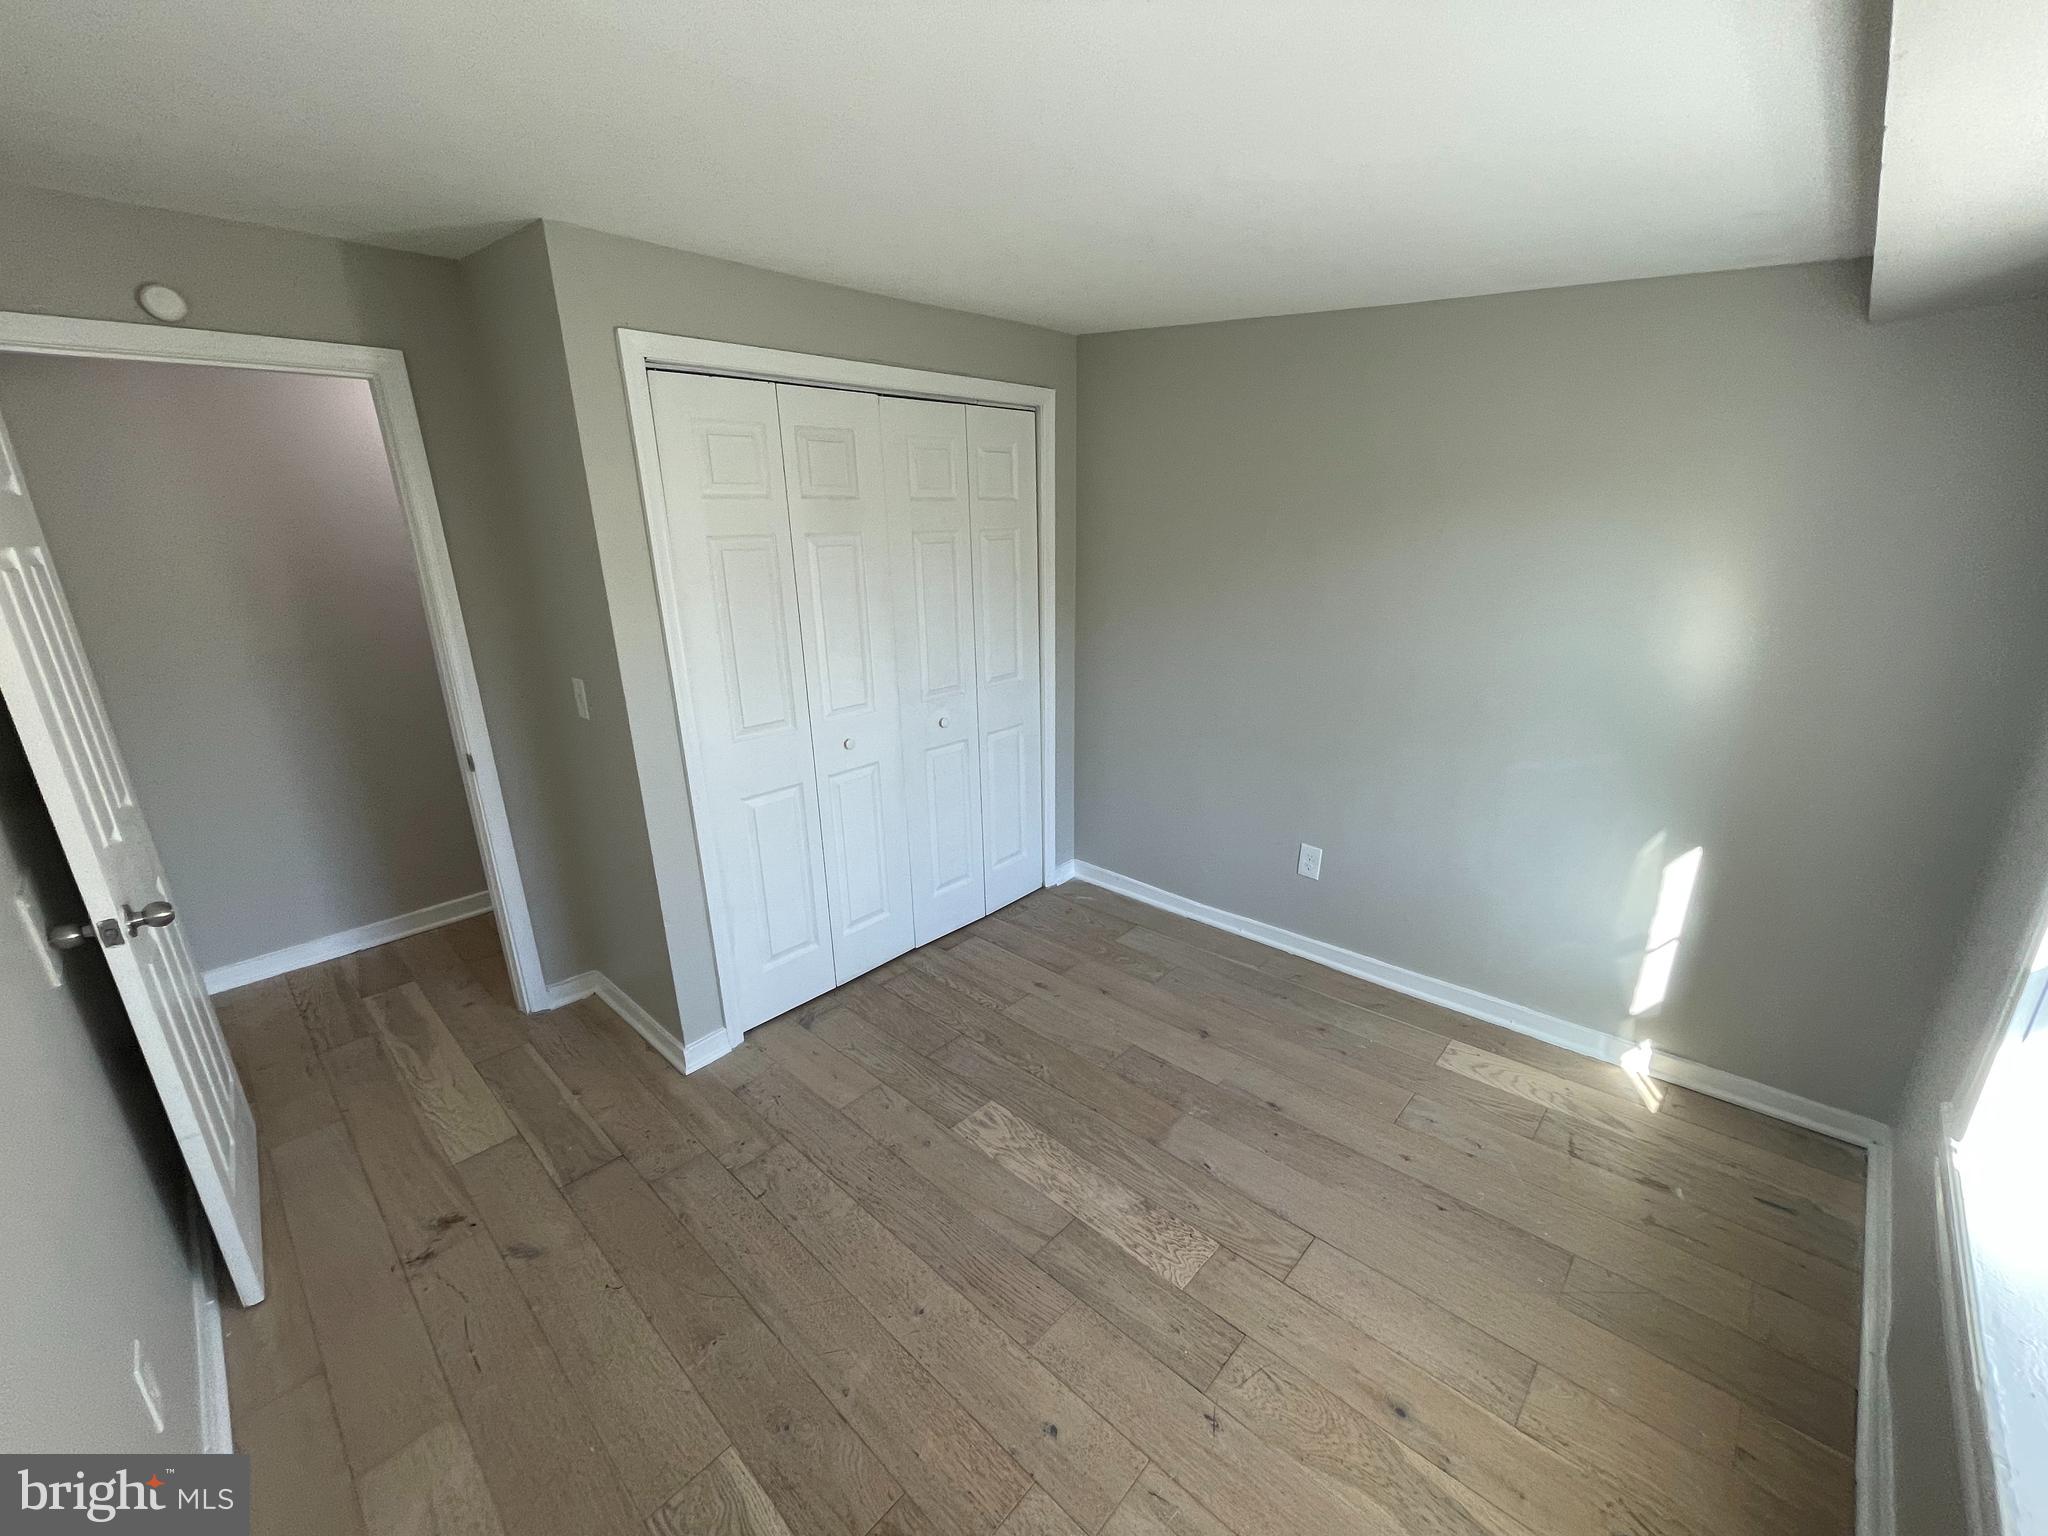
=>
[967,405,1044,908]
[648,371,836,1030]
[776,384,916,981]
[883,396,985,942]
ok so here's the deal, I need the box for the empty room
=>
[1,3,2043,1535]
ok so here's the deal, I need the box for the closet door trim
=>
[619,331,1060,1063]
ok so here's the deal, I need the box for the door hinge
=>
[465,752,476,773]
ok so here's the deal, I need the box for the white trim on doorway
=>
[200,890,492,995]
[616,330,1062,1055]
[0,310,548,1014]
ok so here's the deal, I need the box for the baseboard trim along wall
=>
[202,890,493,994]
[545,970,734,1075]
[1059,859,1896,1536]
[1066,861,1886,1142]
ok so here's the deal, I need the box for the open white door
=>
[0,403,262,1304]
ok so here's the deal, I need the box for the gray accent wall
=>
[1077,261,2048,1119]
[0,357,484,972]
[458,223,614,998]
[463,219,1078,1045]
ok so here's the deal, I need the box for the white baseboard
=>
[187,1194,231,1455]
[1069,861,1888,1147]
[203,891,492,994]
[544,969,733,1075]
[1050,860,1078,886]
[1070,859,1897,1534]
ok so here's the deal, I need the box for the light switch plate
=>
[571,677,590,720]
[1298,843,1324,880]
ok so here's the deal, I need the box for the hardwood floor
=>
[218,886,1863,1536]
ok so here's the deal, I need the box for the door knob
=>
[47,920,97,951]
[124,900,176,936]
[937,716,951,729]
[842,738,855,750]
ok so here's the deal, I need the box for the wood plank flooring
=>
[219,887,1863,1536]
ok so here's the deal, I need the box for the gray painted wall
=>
[1077,261,2048,1119]
[457,223,607,994]
[462,219,1079,1045]
[0,181,566,985]
[0,702,205,1451]
[0,357,483,972]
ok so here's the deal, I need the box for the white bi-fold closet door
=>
[647,370,1042,1034]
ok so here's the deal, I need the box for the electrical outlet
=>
[132,1341,166,1434]
[1297,843,1324,880]
[571,677,590,720]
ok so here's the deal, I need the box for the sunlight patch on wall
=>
[1628,845,1702,1017]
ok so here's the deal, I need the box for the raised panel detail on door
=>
[793,425,860,499]
[648,371,836,1029]
[700,423,772,495]
[913,531,966,696]
[825,762,890,928]
[2,547,137,846]
[983,723,1028,868]
[710,537,799,735]
[804,535,874,718]
[974,443,1020,502]
[777,384,916,981]
[968,405,1044,909]
[924,737,977,895]
[883,396,985,943]
[906,437,958,499]
[741,782,825,962]
[976,529,1024,685]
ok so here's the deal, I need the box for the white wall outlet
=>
[132,1340,166,1434]
[571,677,590,720]
[1297,843,1324,880]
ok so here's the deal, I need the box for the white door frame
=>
[617,330,1060,1053]
[0,309,549,1013]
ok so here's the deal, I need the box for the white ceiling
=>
[0,1,1887,334]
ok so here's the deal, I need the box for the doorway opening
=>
[0,355,494,991]
[0,310,542,1304]
[0,315,541,1011]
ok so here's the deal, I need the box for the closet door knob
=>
[937,716,950,729]
[842,738,854,751]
